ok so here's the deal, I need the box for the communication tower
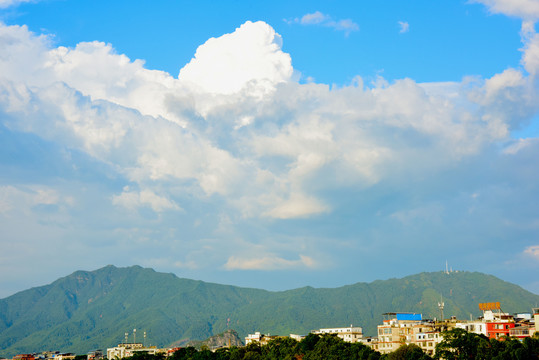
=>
[438,296,445,321]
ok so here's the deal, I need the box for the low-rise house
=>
[244,332,281,346]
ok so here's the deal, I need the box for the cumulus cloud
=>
[179,21,293,95]
[472,0,539,21]
[285,11,359,36]
[2,7,539,291]
[2,18,539,222]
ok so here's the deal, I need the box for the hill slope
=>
[1,266,537,357]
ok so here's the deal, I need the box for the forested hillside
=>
[1,265,537,357]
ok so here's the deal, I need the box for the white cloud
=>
[224,254,316,270]
[520,24,539,76]
[178,21,293,96]
[3,17,537,221]
[472,0,539,21]
[300,11,331,25]
[0,0,34,8]
[503,137,538,153]
[112,187,180,213]
[286,11,359,36]
[398,21,410,33]
[264,192,329,219]
[523,245,539,259]
[2,14,539,290]
[0,185,67,215]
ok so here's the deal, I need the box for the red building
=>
[13,355,35,360]
[486,321,515,339]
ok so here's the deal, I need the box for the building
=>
[289,334,305,342]
[13,355,35,360]
[87,350,103,360]
[244,332,281,346]
[106,343,159,360]
[312,326,363,343]
[54,354,75,360]
[374,313,443,356]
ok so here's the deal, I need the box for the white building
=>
[107,343,159,360]
[312,326,363,343]
[245,332,262,345]
[455,321,488,336]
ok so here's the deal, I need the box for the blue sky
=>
[1,0,539,299]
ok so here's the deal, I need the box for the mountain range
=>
[1,265,538,357]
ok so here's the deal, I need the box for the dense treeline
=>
[434,328,539,360]
[122,330,539,360]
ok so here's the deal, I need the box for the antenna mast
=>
[438,296,445,321]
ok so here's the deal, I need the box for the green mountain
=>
[1,266,537,357]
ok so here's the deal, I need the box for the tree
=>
[303,334,351,360]
[384,344,432,360]
[172,347,198,360]
[262,337,299,360]
[349,342,381,360]
[434,328,489,360]
[298,333,320,354]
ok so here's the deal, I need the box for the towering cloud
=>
[1,9,539,295]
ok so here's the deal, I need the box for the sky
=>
[1,0,539,299]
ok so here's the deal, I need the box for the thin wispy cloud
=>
[224,254,316,270]
[0,0,34,8]
[285,11,359,36]
[398,21,409,33]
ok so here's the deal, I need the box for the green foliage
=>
[1,266,539,357]
[383,344,432,360]
[170,334,381,360]
[166,333,538,360]
[432,328,539,360]
[126,352,165,360]
[435,328,489,360]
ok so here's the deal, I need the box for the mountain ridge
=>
[1,265,538,357]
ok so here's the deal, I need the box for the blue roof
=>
[396,313,422,321]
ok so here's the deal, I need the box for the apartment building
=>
[312,326,363,343]
[373,313,443,356]
[106,343,159,360]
